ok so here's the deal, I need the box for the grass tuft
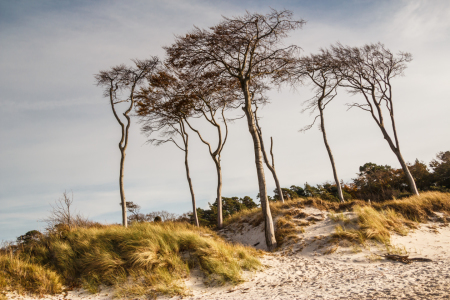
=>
[0,252,63,295]
[274,216,301,248]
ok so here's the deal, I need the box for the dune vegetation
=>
[2,192,450,298]
[0,222,261,298]
[223,191,450,247]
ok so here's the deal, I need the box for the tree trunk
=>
[272,168,284,203]
[119,149,128,227]
[214,159,223,229]
[241,80,277,250]
[319,104,344,202]
[394,149,419,196]
[185,148,199,227]
[379,125,420,196]
[259,132,284,203]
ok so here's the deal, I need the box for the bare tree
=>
[254,106,284,203]
[42,190,74,230]
[294,53,345,202]
[136,70,200,226]
[165,9,304,250]
[181,75,240,229]
[95,57,160,227]
[41,191,91,230]
[330,43,419,196]
[145,210,179,222]
[137,68,241,228]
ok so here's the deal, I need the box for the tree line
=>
[95,9,430,250]
[124,150,449,228]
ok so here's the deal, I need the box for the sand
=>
[6,206,450,299]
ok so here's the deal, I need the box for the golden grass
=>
[274,216,301,248]
[0,252,63,295]
[224,192,450,249]
[2,222,261,298]
[329,212,352,224]
[376,192,450,222]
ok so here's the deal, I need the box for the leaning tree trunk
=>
[318,103,344,202]
[214,159,223,229]
[184,146,199,227]
[241,80,277,250]
[394,150,419,195]
[379,125,419,196]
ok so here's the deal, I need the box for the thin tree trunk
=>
[183,113,226,229]
[119,150,127,227]
[241,80,277,250]
[378,125,419,196]
[257,126,284,203]
[184,147,199,227]
[318,103,344,202]
[109,84,130,228]
[269,138,284,202]
[214,160,223,229]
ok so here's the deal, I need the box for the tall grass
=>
[332,206,414,244]
[1,222,261,298]
[331,192,450,245]
[0,252,63,295]
[222,192,450,247]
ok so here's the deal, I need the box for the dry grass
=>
[274,216,301,248]
[335,192,450,246]
[1,222,261,298]
[329,212,352,224]
[375,192,450,222]
[0,252,63,295]
[332,205,415,245]
[226,192,450,249]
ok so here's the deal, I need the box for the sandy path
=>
[168,253,450,300]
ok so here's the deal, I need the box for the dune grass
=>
[332,206,414,244]
[223,192,450,247]
[331,192,450,245]
[0,252,63,295]
[1,222,261,298]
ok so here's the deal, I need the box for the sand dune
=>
[7,206,450,299]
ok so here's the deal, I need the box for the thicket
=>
[275,151,450,203]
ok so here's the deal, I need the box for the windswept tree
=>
[182,75,240,229]
[297,52,345,202]
[138,68,241,229]
[95,57,159,227]
[330,43,419,196]
[165,9,304,250]
[136,70,199,226]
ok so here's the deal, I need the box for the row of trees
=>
[122,151,449,228]
[274,151,450,202]
[96,9,423,250]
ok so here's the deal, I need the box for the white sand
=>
[6,207,450,299]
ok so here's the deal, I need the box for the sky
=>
[1,0,449,242]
